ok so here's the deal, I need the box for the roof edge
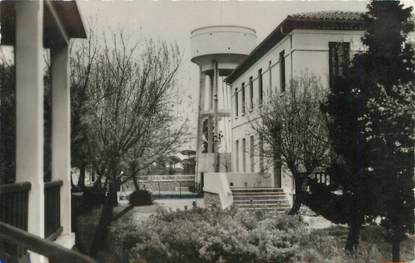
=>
[225,11,365,84]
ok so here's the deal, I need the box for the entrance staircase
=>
[231,187,290,213]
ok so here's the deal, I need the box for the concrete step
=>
[235,203,290,208]
[231,187,290,212]
[243,207,289,213]
[232,192,286,196]
[234,199,288,204]
[231,187,284,193]
[233,194,286,199]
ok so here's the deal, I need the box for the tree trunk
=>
[89,181,117,256]
[392,235,401,262]
[93,174,103,190]
[78,164,86,190]
[345,212,362,252]
[110,180,119,207]
[132,175,140,191]
[288,173,303,215]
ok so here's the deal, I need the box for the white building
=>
[202,11,369,209]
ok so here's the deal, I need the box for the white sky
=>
[75,0,415,149]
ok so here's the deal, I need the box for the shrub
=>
[109,207,400,263]
[111,207,308,263]
[129,190,152,206]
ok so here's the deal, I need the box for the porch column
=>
[51,45,73,240]
[15,1,46,262]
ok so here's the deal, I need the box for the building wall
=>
[228,29,365,193]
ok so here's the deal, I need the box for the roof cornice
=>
[225,11,366,84]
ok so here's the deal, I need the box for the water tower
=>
[190,25,257,178]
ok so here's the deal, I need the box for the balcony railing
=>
[44,180,63,239]
[0,182,31,261]
[0,221,95,263]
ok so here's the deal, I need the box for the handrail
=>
[0,222,95,263]
[0,182,31,194]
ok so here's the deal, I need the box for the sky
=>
[75,0,415,149]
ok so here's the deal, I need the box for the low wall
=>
[203,172,233,209]
[204,192,221,208]
[226,172,272,188]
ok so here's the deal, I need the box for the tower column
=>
[196,69,206,156]
[207,72,214,154]
[212,61,219,172]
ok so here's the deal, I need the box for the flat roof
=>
[1,0,86,47]
[225,11,365,84]
[191,25,256,35]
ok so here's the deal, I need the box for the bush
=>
[108,208,414,262]
[111,207,308,263]
[129,190,152,206]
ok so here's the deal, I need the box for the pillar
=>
[51,44,73,240]
[15,1,47,262]
[205,73,213,154]
[196,69,206,177]
[212,61,219,171]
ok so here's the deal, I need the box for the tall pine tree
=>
[361,1,415,261]
[322,0,415,259]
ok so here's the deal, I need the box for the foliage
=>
[251,73,330,214]
[320,1,415,257]
[111,207,307,263]
[0,59,15,184]
[359,1,415,261]
[129,190,152,206]
[109,207,409,263]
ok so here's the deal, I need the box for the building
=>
[191,25,257,181]
[0,1,88,262]
[201,11,370,209]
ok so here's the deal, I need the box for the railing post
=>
[15,1,46,262]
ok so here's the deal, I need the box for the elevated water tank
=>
[191,25,257,75]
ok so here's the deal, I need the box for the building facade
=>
[224,11,367,202]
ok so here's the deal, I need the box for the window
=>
[242,138,246,172]
[250,135,255,172]
[259,135,264,173]
[235,140,239,172]
[242,82,246,114]
[329,42,350,88]
[249,76,253,110]
[279,50,285,92]
[258,69,263,105]
[235,87,238,117]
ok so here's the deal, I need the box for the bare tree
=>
[250,73,329,215]
[69,31,184,255]
[69,27,99,189]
